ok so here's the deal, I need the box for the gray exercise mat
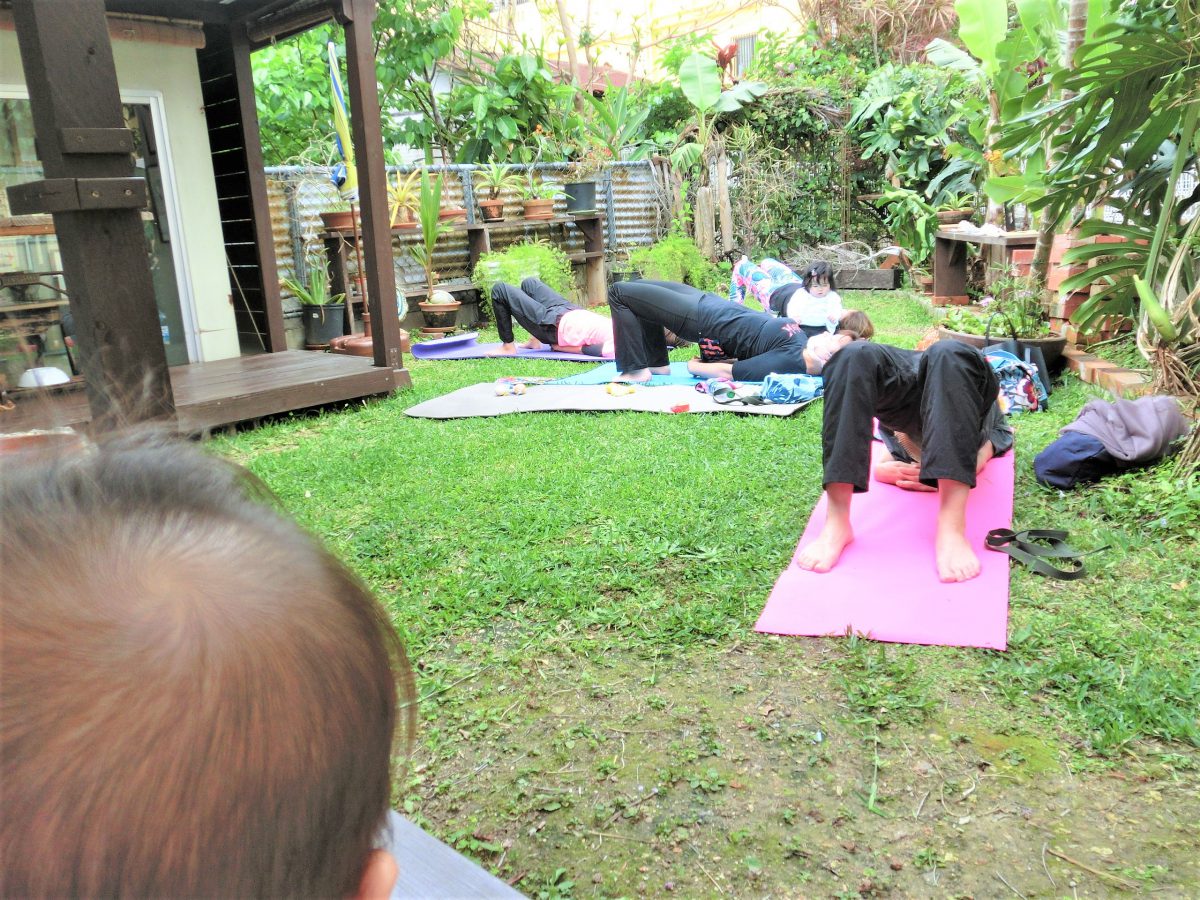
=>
[384,811,522,898]
[405,382,815,419]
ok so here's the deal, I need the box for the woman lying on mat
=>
[607,279,870,383]
[486,278,614,357]
[798,340,1003,583]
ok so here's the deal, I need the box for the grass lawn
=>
[217,291,1199,898]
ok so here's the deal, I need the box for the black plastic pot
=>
[302,303,346,348]
[564,181,597,214]
[608,268,642,286]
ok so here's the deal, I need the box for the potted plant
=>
[475,163,523,222]
[519,176,559,220]
[607,250,642,286]
[935,192,980,226]
[287,138,360,232]
[411,170,460,332]
[938,272,1068,371]
[562,147,606,215]
[472,240,574,321]
[388,170,420,229]
[424,173,466,223]
[282,262,346,349]
[319,204,358,232]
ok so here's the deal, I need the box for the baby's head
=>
[1,433,412,898]
[802,261,834,297]
[839,309,875,340]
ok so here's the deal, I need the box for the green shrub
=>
[472,241,575,321]
[627,235,726,293]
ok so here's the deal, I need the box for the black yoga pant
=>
[491,279,579,345]
[607,280,710,371]
[820,341,998,492]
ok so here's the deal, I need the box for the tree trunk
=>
[695,186,715,259]
[554,0,586,114]
[1031,0,1089,289]
[983,90,1005,228]
[715,142,734,255]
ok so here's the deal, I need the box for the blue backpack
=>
[985,349,1047,414]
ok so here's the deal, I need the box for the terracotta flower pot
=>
[438,206,467,223]
[936,209,975,225]
[320,209,358,231]
[478,198,505,221]
[522,198,555,220]
[418,299,461,331]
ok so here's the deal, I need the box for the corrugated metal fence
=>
[265,161,669,314]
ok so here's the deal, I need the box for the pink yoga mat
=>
[755,443,1014,650]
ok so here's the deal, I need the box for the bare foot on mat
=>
[795,521,854,573]
[936,530,981,582]
[616,369,653,383]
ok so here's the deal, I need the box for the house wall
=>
[481,1,799,80]
[0,31,239,362]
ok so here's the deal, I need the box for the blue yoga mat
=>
[549,361,702,386]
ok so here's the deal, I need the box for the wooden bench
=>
[932,228,1037,305]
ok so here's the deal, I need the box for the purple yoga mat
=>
[755,443,1014,650]
[410,332,602,362]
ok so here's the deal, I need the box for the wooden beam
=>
[101,1,229,24]
[229,23,287,350]
[339,0,403,370]
[8,0,175,424]
[0,9,207,46]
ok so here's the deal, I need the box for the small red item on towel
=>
[670,403,690,413]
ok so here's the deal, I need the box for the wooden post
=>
[8,0,174,424]
[576,215,606,305]
[338,0,404,371]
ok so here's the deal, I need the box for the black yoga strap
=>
[985,528,1099,581]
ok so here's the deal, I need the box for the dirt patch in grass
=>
[402,635,1200,898]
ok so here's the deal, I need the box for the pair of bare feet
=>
[486,339,544,356]
[615,365,671,383]
[795,481,982,583]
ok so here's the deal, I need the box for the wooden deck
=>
[0,351,411,435]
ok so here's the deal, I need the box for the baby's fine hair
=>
[840,309,875,341]
[801,260,835,289]
[0,431,413,898]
